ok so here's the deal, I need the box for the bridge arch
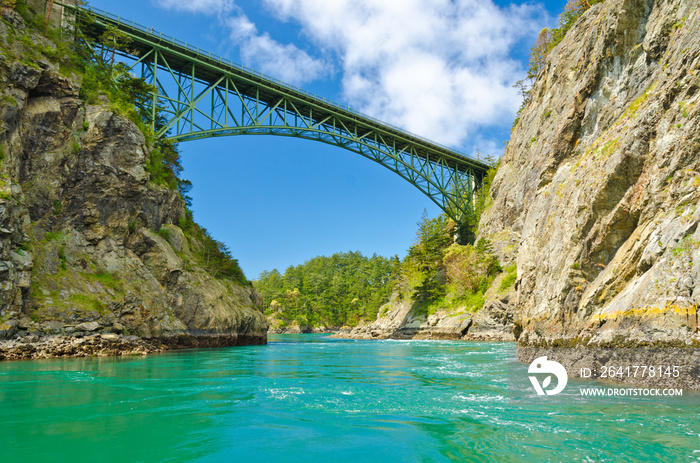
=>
[64,3,489,225]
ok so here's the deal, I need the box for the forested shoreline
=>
[255,201,508,331]
[255,252,399,328]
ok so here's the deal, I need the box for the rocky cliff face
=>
[481,0,700,347]
[0,9,267,359]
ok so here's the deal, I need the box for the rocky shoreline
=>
[332,296,515,342]
[517,344,700,391]
[0,331,267,361]
[268,328,336,335]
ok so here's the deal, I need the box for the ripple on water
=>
[0,336,698,462]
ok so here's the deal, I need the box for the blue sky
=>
[86,0,566,279]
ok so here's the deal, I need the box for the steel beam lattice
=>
[62,3,490,224]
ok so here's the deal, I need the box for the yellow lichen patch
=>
[491,230,515,241]
[592,303,698,322]
[555,180,568,197]
[0,321,14,331]
[597,288,608,304]
[619,83,657,121]
[583,133,621,162]
[598,138,620,159]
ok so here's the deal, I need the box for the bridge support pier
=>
[453,222,475,246]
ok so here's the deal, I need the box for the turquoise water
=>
[0,335,698,462]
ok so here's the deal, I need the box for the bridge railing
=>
[68,3,483,164]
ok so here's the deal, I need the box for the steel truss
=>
[63,3,489,224]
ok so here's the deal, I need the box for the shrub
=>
[459,291,486,313]
[499,264,517,291]
[182,222,247,284]
[44,231,63,241]
[295,314,308,327]
[443,242,500,295]
[157,226,171,242]
[69,294,107,313]
[58,245,66,270]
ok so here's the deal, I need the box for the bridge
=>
[56,3,490,225]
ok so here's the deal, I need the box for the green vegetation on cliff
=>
[3,1,249,285]
[0,0,255,339]
[395,157,501,316]
[528,0,606,79]
[464,159,498,238]
[397,212,502,316]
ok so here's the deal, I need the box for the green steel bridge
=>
[58,3,490,225]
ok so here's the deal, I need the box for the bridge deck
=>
[61,3,489,174]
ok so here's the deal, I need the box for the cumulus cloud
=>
[226,14,328,85]
[154,0,548,149]
[154,0,235,14]
[262,0,547,148]
[153,0,328,85]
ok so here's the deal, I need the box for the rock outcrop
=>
[337,293,515,341]
[266,313,335,334]
[0,8,267,359]
[481,0,700,347]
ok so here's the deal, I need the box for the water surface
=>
[1,334,698,462]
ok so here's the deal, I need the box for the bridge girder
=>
[64,3,490,225]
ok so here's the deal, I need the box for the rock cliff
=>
[0,7,267,359]
[482,0,700,347]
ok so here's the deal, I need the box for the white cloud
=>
[153,0,328,84]
[262,0,546,148]
[154,0,548,150]
[154,0,235,14]
[226,14,328,85]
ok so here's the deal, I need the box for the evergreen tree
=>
[254,252,396,327]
